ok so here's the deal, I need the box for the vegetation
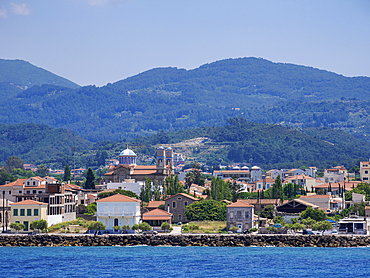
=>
[87,221,106,231]
[30,220,48,233]
[84,168,95,189]
[161,222,171,233]
[113,225,121,231]
[312,221,333,233]
[184,200,226,221]
[138,222,152,231]
[10,222,25,233]
[182,221,226,233]
[299,207,327,222]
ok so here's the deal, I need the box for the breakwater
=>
[1,234,370,247]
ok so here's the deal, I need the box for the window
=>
[230,212,234,218]
[27,182,30,185]
[177,197,182,200]
[19,191,22,194]
[33,190,36,194]
[245,211,249,219]
[38,191,42,194]
[8,191,11,195]
[178,214,182,221]
[27,209,32,216]
[20,209,25,216]
[13,209,18,216]
[364,177,369,181]
[184,201,188,207]
[34,209,38,216]
[26,190,30,194]
[172,201,176,208]
[365,171,369,174]
[33,182,35,186]
[237,211,242,219]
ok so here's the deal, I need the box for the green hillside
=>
[131,118,370,170]
[0,58,369,142]
[0,59,79,94]
[0,123,92,165]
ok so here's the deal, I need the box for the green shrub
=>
[249,228,258,232]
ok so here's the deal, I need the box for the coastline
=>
[0,234,369,247]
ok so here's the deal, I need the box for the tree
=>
[122,225,130,232]
[63,164,71,181]
[0,169,16,185]
[87,221,106,231]
[312,221,333,234]
[30,220,47,233]
[291,223,305,233]
[185,200,226,221]
[139,222,152,231]
[185,172,195,189]
[5,156,24,173]
[140,178,152,202]
[85,202,97,215]
[272,175,284,202]
[301,217,316,229]
[230,177,242,202]
[85,168,95,189]
[10,222,25,233]
[36,164,49,177]
[113,225,121,231]
[230,226,238,233]
[161,222,171,233]
[131,224,139,231]
[261,205,274,219]
[299,207,327,222]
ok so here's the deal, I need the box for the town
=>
[1,145,370,237]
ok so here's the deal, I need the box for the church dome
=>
[119,148,136,157]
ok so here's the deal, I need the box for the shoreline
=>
[0,234,369,247]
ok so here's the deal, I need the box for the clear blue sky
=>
[1,0,370,86]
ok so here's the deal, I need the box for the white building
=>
[105,180,144,196]
[360,161,370,183]
[96,194,141,229]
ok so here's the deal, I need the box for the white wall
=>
[106,182,143,196]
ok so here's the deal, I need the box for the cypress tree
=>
[85,168,95,189]
[63,164,71,181]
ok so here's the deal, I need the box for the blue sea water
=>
[0,246,369,277]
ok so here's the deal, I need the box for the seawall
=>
[1,234,370,247]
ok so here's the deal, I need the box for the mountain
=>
[0,123,92,165]
[130,118,370,170]
[0,59,79,100]
[0,57,369,142]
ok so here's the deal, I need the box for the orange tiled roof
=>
[300,194,331,199]
[96,193,140,203]
[165,193,199,201]
[11,199,48,206]
[146,201,165,208]
[142,208,172,220]
[227,200,254,208]
[0,179,27,188]
[132,170,157,175]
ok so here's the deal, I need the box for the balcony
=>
[96,211,136,217]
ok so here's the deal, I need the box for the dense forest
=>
[0,58,369,142]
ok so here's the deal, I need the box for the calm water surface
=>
[0,246,369,277]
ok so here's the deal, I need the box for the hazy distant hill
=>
[0,123,92,165]
[0,57,369,142]
[0,59,79,99]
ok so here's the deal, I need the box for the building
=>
[360,161,370,183]
[0,177,76,226]
[239,199,282,212]
[95,194,141,229]
[324,168,345,183]
[338,215,369,235]
[164,193,199,223]
[10,199,48,231]
[142,208,172,228]
[226,200,254,232]
[104,179,144,196]
[255,179,275,190]
[145,201,165,211]
[299,195,332,211]
[276,199,319,214]
[105,146,174,185]
[285,175,316,191]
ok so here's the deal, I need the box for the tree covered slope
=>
[0,58,369,142]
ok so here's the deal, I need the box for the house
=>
[164,193,199,223]
[142,208,172,228]
[276,199,318,214]
[313,181,361,196]
[338,215,369,235]
[95,194,141,229]
[239,199,282,212]
[299,195,332,211]
[324,168,345,183]
[255,179,275,190]
[0,198,13,229]
[10,199,48,231]
[226,200,254,232]
[105,146,174,185]
[360,161,370,183]
[284,175,316,191]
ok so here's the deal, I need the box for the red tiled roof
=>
[96,193,140,203]
[142,208,172,220]
[300,194,331,199]
[146,201,165,208]
[165,193,199,201]
[132,170,157,175]
[0,179,27,188]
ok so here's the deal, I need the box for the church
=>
[104,146,174,185]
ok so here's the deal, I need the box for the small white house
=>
[96,194,141,229]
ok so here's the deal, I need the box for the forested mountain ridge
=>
[0,123,92,165]
[0,57,369,142]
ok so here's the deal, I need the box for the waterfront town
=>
[1,146,370,238]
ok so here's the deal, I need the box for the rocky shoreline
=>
[0,234,370,247]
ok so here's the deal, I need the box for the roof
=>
[255,179,275,183]
[44,176,58,182]
[65,183,82,191]
[132,170,157,175]
[227,200,254,208]
[214,170,249,174]
[146,201,165,208]
[239,199,281,205]
[165,193,199,201]
[287,175,314,180]
[142,208,172,220]
[300,194,332,199]
[0,179,27,188]
[365,206,370,210]
[10,199,48,206]
[96,193,140,203]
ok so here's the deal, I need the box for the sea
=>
[0,246,369,277]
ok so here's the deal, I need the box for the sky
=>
[1,0,370,86]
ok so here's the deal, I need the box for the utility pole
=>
[71,147,77,182]
[2,190,4,232]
